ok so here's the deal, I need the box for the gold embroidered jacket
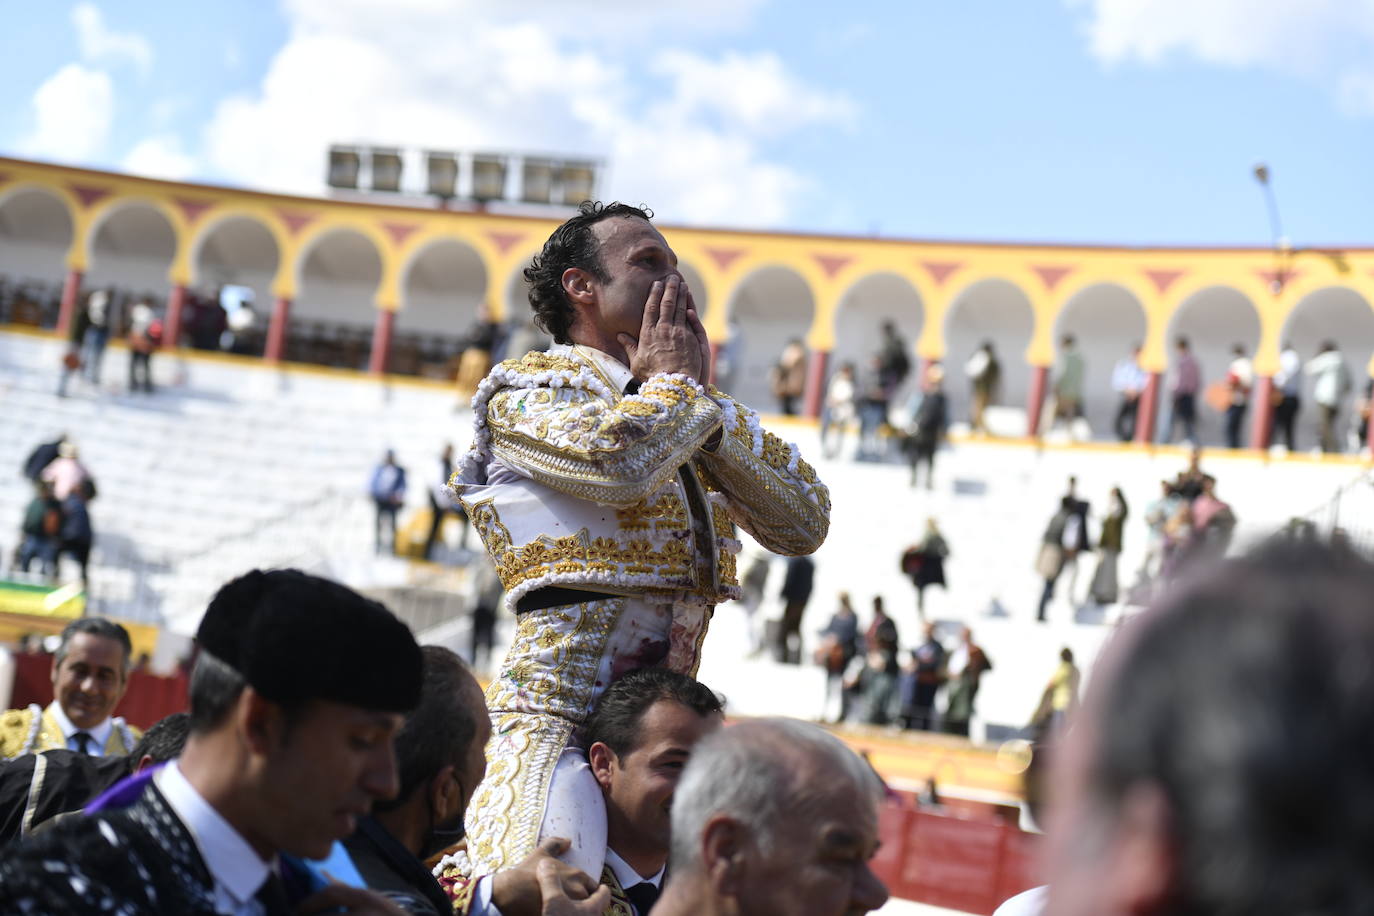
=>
[451,346,830,609]
[0,703,141,759]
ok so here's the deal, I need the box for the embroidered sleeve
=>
[694,387,831,556]
[485,372,723,506]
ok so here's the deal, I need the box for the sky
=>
[3,0,1373,246]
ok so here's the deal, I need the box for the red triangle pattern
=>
[68,184,112,210]
[1031,264,1074,292]
[382,221,420,247]
[703,246,745,272]
[487,231,526,255]
[920,260,963,286]
[1143,269,1186,295]
[812,253,853,279]
[275,208,317,237]
[173,197,214,226]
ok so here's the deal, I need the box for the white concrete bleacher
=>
[2,327,1368,738]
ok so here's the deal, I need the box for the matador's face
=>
[586,216,684,347]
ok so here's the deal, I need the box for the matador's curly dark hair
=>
[523,200,654,344]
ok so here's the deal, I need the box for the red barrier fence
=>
[872,800,1041,914]
[10,652,188,730]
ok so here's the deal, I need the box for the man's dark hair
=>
[523,200,654,344]
[129,712,190,763]
[374,646,479,811]
[1175,335,1190,350]
[187,651,249,733]
[1087,541,1374,912]
[55,618,132,673]
[584,668,722,759]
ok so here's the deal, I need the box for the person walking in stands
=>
[776,554,815,664]
[57,486,94,588]
[369,449,407,554]
[966,341,1001,435]
[1111,344,1147,442]
[770,338,807,416]
[1166,336,1202,444]
[903,517,949,618]
[22,434,67,483]
[1029,647,1080,742]
[1045,335,1085,437]
[865,595,900,659]
[820,362,857,459]
[1307,341,1352,453]
[855,353,890,460]
[899,622,946,731]
[817,593,861,723]
[1088,487,1128,607]
[1036,496,1078,622]
[905,364,948,489]
[1273,340,1303,450]
[39,442,90,501]
[126,300,158,394]
[1223,343,1253,449]
[943,625,992,738]
[16,481,62,578]
[423,443,467,560]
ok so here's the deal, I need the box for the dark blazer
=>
[343,815,451,915]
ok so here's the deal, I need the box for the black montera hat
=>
[196,569,421,712]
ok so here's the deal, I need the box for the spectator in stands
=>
[737,548,771,657]
[1088,487,1128,607]
[1043,542,1374,916]
[904,364,948,490]
[819,362,857,459]
[1037,480,1090,621]
[769,338,807,416]
[39,440,90,501]
[1111,344,1147,442]
[1173,446,1208,502]
[899,621,946,731]
[713,319,744,393]
[456,304,503,398]
[817,592,861,723]
[126,299,158,393]
[0,569,424,913]
[0,713,189,847]
[1046,335,1085,437]
[1140,480,1182,582]
[878,320,912,390]
[465,560,502,673]
[903,517,949,617]
[865,595,900,659]
[943,626,992,738]
[776,554,815,664]
[424,443,467,560]
[56,484,94,587]
[1223,343,1253,449]
[370,449,408,554]
[1029,647,1079,742]
[855,353,890,460]
[344,646,484,914]
[847,648,899,726]
[15,480,61,578]
[1273,340,1303,450]
[0,617,140,758]
[1187,475,1236,563]
[583,668,724,915]
[1307,340,1353,453]
[653,718,889,916]
[80,289,112,388]
[1165,336,1201,444]
[21,433,66,483]
[966,340,1002,436]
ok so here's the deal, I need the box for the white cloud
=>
[71,2,153,76]
[1068,0,1374,115]
[199,1,851,227]
[21,63,114,162]
[122,135,196,180]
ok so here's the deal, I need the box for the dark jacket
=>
[0,750,130,847]
[780,555,815,604]
[343,815,449,915]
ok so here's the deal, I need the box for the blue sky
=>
[4,1,1373,246]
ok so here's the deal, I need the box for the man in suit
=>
[584,668,723,915]
[0,568,423,914]
[0,617,141,759]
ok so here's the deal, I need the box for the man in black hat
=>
[0,568,424,914]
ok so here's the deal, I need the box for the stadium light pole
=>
[1249,162,1289,450]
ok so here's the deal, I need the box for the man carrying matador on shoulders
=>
[443,201,830,907]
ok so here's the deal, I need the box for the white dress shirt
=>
[47,700,113,756]
[156,761,275,916]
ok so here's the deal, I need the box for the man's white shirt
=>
[47,700,112,756]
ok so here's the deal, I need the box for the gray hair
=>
[668,717,882,872]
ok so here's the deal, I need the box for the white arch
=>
[0,186,74,286]
[1165,286,1261,446]
[1054,283,1148,439]
[944,278,1035,430]
[726,265,816,411]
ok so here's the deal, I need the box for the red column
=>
[56,269,83,335]
[264,296,292,363]
[369,309,395,375]
[803,349,829,419]
[162,284,187,349]
[1249,375,1275,450]
[1026,365,1048,438]
[1134,372,1161,445]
